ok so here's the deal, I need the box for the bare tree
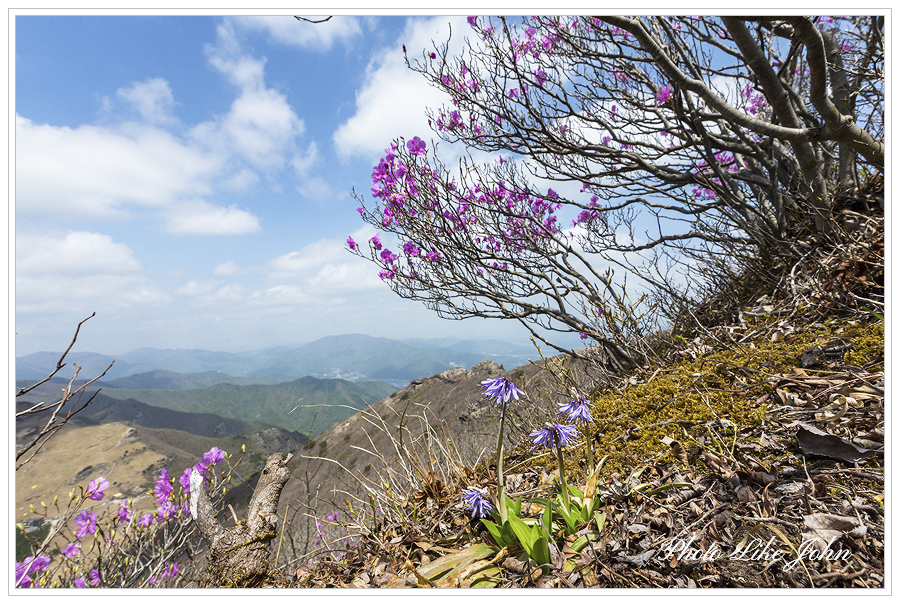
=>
[15,313,114,468]
[350,16,883,360]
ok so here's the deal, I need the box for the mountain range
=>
[16,334,534,387]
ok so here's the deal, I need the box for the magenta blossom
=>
[346,236,357,251]
[656,85,671,105]
[161,562,179,580]
[138,513,153,528]
[117,503,132,523]
[407,136,427,156]
[380,248,399,264]
[62,542,81,559]
[85,476,109,501]
[180,467,193,490]
[74,510,98,539]
[16,555,51,588]
[203,447,225,467]
[154,468,173,504]
[157,500,176,522]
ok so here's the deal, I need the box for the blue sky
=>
[14,14,562,356]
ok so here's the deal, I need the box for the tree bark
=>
[191,452,293,587]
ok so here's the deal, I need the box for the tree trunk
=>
[191,452,293,587]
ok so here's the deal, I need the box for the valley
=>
[14,333,538,539]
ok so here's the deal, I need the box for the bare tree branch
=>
[347,15,882,361]
[294,16,332,24]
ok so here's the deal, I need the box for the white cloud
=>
[165,200,261,235]
[195,21,305,172]
[205,20,266,90]
[115,77,177,125]
[175,279,246,309]
[222,168,260,192]
[15,231,169,313]
[333,16,467,161]
[291,141,319,175]
[213,260,240,276]
[16,230,140,276]
[190,87,304,171]
[16,19,307,234]
[15,115,220,218]
[297,176,334,201]
[249,284,311,307]
[291,141,335,200]
[268,238,345,279]
[265,226,383,293]
[233,16,362,51]
[176,279,218,296]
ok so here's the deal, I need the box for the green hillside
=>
[102,370,285,390]
[96,376,397,435]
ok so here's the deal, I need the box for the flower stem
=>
[495,399,508,525]
[555,441,571,513]
[583,425,595,475]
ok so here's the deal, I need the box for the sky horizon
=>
[13,14,591,357]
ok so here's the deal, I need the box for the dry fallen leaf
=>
[795,423,876,462]
[802,512,864,552]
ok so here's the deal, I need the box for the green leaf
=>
[556,501,579,534]
[542,503,553,540]
[481,519,513,547]
[571,532,600,552]
[501,494,522,517]
[507,512,538,551]
[566,484,584,499]
[531,536,551,567]
[530,496,555,508]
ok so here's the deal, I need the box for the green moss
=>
[845,322,884,369]
[545,316,884,479]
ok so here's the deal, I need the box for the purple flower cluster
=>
[73,568,101,588]
[435,107,467,133]
[407,136,427,156]
[479,377,525,406]
[15,555,50,588]
[360,138,569,282]
[462,489,494,519]
[741,83,768,116]
[690,150,739,200]
[149,562,179,585]
[558,396,594,426]
[530,423,580,451]
[573,196,601,227]
[62,541,81,559]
